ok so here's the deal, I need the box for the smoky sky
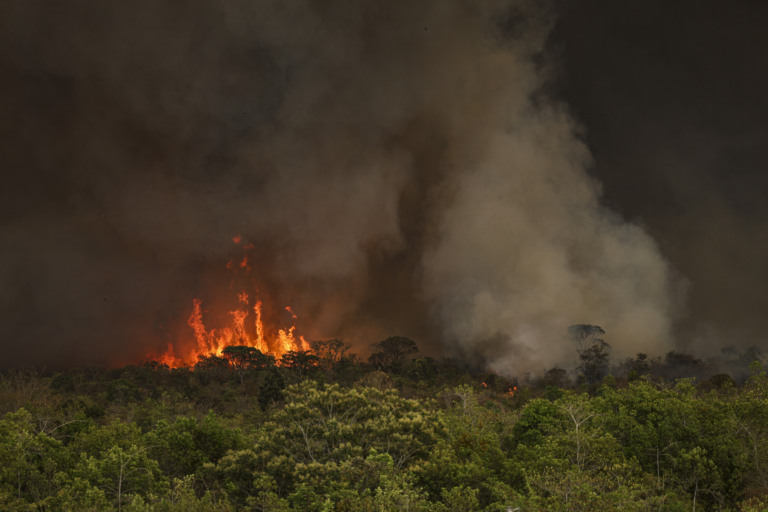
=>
[0,0,764,371]
[548,0,768,356]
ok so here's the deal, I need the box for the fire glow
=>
[153,236,309,368]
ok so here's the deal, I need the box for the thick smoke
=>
[0,0,679,370]
[549,1,768,357]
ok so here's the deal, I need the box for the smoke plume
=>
[0,0,680,371]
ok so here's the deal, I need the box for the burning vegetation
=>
[150,236,309,368]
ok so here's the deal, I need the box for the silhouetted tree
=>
[664,351,700,367]
[308,339,350,369]
[568,324,610,385]
[739,345,766,367]
[221,346,275,383]
[568,324,605,354]
[406,357,439,384]
[193,355,230,384]
[702,373,735,391]
[537,366,572,389]
[280,350,320,377]
[662,351,708,379]
[621,353,651,381]
[368,336,419,372]
[194,355,229,371]
[579,342,611,385]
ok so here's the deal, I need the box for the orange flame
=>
[278,326,296,354]
[152,236,308,368]
[156,292,306,368]
[253,300,267,353]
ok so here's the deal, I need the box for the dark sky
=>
[1,0,766,369]
[549,1,768,351]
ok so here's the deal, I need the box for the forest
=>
[1,334,768,511]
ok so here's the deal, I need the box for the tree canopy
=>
[0,340,766,511]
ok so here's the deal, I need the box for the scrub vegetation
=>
[1,337,767,511]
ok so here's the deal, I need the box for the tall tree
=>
[568,325,610,385]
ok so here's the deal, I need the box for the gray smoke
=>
[0,0,680,370]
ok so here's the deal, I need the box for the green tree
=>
[674,447,723,512]
[597,378,742,508]
[106,379,142,404]
[516,393,656,511]
[146,412,244,479]
[49,474,112,511]
[73,444,165,511]
[419,386,519,509]
[0,409,62,509]
[215,381,444,509]
[65,422,166,511]
[269,381,441,470]
[121,475,234,512]
[258,367,286,411]
[440,485,480,512]
[370,471,435,512]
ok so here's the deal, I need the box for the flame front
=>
[153,236,308,368]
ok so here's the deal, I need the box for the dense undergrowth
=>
[1,341,768,511]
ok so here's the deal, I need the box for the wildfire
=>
[153,236,309,368]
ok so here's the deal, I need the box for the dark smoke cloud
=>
[549,0,768,357]
[0,0,684,370]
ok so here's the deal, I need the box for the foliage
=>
[1,346,768,510]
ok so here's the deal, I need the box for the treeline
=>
[1,338,768,511]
